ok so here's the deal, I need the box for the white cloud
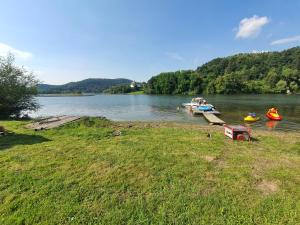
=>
[271,35,300,45]
[236,15,270,39]
[0,42,33,60]
[165,52,184,62]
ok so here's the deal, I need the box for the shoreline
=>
[2,117,299,135]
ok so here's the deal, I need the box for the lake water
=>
[32,94,300,131]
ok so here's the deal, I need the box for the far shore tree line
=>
[1,46,300,119]
[145,47,300,95]
[102,81,145,94]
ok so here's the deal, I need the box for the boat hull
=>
[198,105,213,112]
[266,113,282,121]
[244,116,260,122]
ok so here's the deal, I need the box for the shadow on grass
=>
[250,137,260,142]
[0,133,51,151]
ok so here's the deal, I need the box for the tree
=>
[243,80,267,93]
[214,73,244,94]
[275,80,287,93]
[0,54,39,119]
[265,68,280,88]
[189,73,203,94]
[289,81,299,93]
[282,67,298,83]
[205,81,216,94]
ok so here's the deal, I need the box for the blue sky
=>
[0,0,300,84]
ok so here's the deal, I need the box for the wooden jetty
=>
[26,115,81,131]
[202,112,225,125]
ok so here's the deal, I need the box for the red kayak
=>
[266,108,282,121]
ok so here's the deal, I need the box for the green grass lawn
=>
[0,118,299,224]
[128,91,145,95]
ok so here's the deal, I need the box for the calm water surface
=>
[32,94,300,131]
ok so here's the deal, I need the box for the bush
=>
[275,80,288,93]
[0,54,39,119]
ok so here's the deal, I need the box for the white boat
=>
[182,97,205,108]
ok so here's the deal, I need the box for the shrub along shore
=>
[0,117,299,224]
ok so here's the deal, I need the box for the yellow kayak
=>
[244,113,260,122]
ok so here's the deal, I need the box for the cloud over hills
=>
[271,35,300,45]
[236,15,270,39]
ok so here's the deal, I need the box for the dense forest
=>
[145,47,300,94]
[38,78,132,94]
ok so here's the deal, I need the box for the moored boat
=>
[198,104,214,112]
[182,97,205,108]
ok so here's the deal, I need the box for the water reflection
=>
[265,120,279,130]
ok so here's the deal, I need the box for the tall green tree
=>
[265,68,280,88]
[0,54,39,119]
[282,67,298,83]
[289,81,299,93]
[275,80,287,93]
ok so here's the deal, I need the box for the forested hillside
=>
[145,47,300,94]
[38,78,132,93]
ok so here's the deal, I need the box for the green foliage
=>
[103,82,144,94]
[146,47,300,94]
[0,55,39,119]
[289,81,299,93]
[189,72,203,94]
[265,68,280,88]
[276,80,287,93]
[243,80,271,94]
[145,70,202,95]
[102,84,133,94]
[213,73,244,94]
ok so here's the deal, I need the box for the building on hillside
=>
[130,81,142,89]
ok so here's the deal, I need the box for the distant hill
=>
[145,47,300,94]
[38,78,132,93]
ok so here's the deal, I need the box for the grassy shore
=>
[0,118,299,224]
[128,91,145,95]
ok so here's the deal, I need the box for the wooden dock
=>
[202,112,225,125]
[26,115,81,130]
